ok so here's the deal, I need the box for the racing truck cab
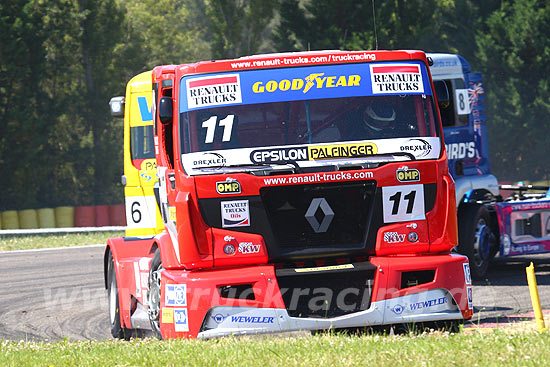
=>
[105,50,472,339]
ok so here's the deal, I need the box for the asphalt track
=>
[1,245,550,341]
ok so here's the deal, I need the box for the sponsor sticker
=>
[169,207,177,222]
[211,313,229,324]
[384,232,406,244]
[409,296,447,311]
[467,286,473,309]
[463,263,472,285]
[192,152,227,167]
[165,284,187,307]
[162,308,174,324]
[396,166,420,182]
[238,242,261,254]
[186,74,242,109]
[216,178,241,194]
[221,200,250,228]
[308,143,378,160]
[445,142,475,160]
[370,64,424,94]
[230,315,275,324]
[251,73,361,94]
[174,308,189,332]
[250,146,308,164]
[400,138,433,158]
[391,304,405,315]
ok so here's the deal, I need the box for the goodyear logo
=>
[216,179,241,194]
[396,166,420,182]
[308,143,377,160]
[252,73,361,94]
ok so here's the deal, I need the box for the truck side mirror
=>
[433,80,450,109]
[158,96,173,124]
[109,96,125,118]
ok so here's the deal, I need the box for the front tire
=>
[458,203,496,279]
[147,249,163,338]
[107,251,129,339]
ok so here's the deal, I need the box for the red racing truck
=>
[105,50,473,339]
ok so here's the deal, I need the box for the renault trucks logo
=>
[370,64,423,94]
[305,198,334,233]
[186,74,242,109]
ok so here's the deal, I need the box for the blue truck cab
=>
[428,54,499,279]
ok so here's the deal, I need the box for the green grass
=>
[0,231,124,251]
[1,330,549,367]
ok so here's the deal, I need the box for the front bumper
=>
[158,254,473,339]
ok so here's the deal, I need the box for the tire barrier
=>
[2,210,19,230]
[18,209,38,229]
[95,205,110,227]
[109,204,126,226]
[0,204,125,230]
[75,206,96,227]
[55,206,75,228]
[37,208,56,228]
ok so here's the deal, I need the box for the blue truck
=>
[429,53,550,279]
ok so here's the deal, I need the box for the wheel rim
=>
[109,277,117,325]
[148,267,162,332]
[473,218,491,267]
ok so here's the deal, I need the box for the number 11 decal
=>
[202,115,235,143]
[382,184,425,223]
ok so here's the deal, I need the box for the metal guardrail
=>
[0,226,126,235]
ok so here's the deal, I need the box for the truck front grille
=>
[275,262,375,318]
[260,181,376,250]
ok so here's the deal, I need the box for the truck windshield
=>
[181,94,438,153]
[179,61,441,172]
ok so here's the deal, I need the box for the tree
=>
[477,0,550,181]
[204,0,277,59]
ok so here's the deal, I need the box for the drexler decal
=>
[308,143,378,160]
[396,166,420,182]
[370,64,424,94]
[216,178,241,194]
[186,74,242,109]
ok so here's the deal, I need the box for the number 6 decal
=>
[382,184,425,223]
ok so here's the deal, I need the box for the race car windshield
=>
[180,94,439,154]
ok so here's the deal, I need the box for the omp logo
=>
[308,143,378,160]
[396,166,420,182]
[252,73,361,94]
[216,178,241,194]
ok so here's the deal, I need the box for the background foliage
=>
[0,0,548,210]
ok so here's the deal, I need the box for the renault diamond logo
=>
[305,198,334,233]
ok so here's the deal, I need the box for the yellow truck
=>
[110,71,163,236]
